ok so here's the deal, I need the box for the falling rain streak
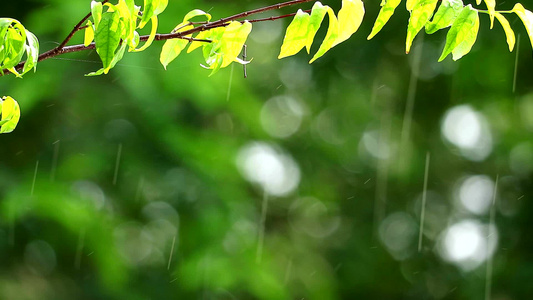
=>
[168,235,176,270]
[513,34,520,93]
[400,38,424,169]
[485,175,499,300]
[113,143,122,185]
[256,191,269,264]
[373,102,392,240]
[418,152,430,252]
[50,140,60,181]
[135,176,145,202]
[31,160,39,196]
[226,63,234,102]
[75,228,86,270]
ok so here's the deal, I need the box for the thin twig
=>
[59,0,110,49]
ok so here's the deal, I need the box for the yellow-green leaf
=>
[187,30,212,53]
[278,9,311,59]
[182,9,212,23]
[219,21,252,68]
[91,0,103,28]
[23,29,39,74]
[438,5,479,61]
[494,12,515,52]
[305,2,328,53]
[84,20,94,46]
[160,25,193,69]
[513,3,533,50]
[333,0,365,47]
[133,16,158,52]
[368,0,402,40]
[0,96,21,134]
[406,0,438,53]
[484,0,495,28]
[406,0,417,11]
[309,6,339,63]
[154,0,168,15]
[425,0,464,34]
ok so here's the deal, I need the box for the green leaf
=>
[406,0,439,53]
[367,0,402,40]
[84,20,95,46]
[219,21,252,68]
[160,24,193,69]
[188,30,213,53]
[278,9,311,59]
[305,2,328,53]
[115,0,137,47]
[141,0,167,28]
[438,5,479,61]
[310,6,339,63]
[334,0,365,47]
[22,29,39,74]
[0,18,38,77]
[86,43,127,77]
[154,0,168,15]
[94,11,123,73]
[425,0,464,34]
[0,96,21,134]
[182,9,212,23]
[494,12,515,52]
[513,3,533,50]
[484,0,496,29]
[1,21,26,71]
[406,0,417,11]
[91,0,103,28]
[133,16,158,52]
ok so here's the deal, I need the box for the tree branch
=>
[2,0,314,76]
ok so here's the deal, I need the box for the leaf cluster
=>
[0,0,532,135]
[368,0,533,61]
[0,18,38,77]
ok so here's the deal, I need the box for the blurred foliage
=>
[0,0,532,299]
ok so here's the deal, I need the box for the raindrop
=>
[289,197,341,239]
[250,16,283,44]
[104,119,137,141]
[114,222,153,265]
[24,240,57,275]
[519,93,533,131]
[71,180,106,210]
[279,59,313,90]
[509,142,533,175]
[314,108,346,145]
[379,212,417,260]
[360,129,391,160]
[260,95,304,138]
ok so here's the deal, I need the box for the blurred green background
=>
[1,0,532,299]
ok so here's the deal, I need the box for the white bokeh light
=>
[441,105,493,161]
[236,142,300,197]
[457,175,494,215]
[439,220,498,271]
